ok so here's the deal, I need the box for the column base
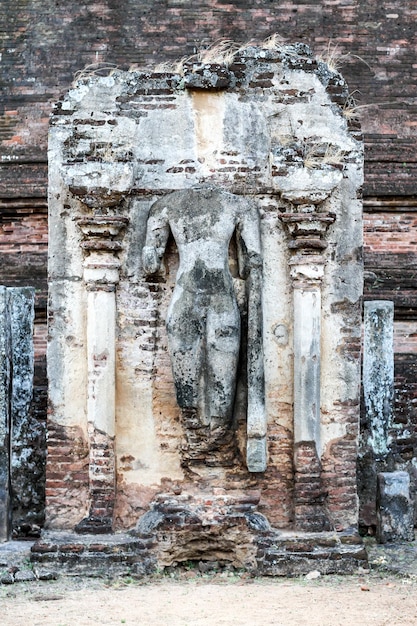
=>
[294,441,331,532]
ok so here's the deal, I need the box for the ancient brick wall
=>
[1,1,417,531]
[1,1,416,197]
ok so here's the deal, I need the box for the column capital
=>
[76,216,129,290]
[279,211,336,254]
[77,215,129,253]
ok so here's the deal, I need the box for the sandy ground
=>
[1,571,417,626]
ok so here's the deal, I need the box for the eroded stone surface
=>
[376,471,414,544]
[0,287,36,540]
[47,41,363,561]
[143,187,264,471]
[0,288,12,541]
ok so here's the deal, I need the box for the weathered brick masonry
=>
[1,1,417,531]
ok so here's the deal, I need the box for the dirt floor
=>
[1,570,417,626]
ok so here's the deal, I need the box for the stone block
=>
[0,287,12,542]
[363,301,394,458]
[0,287,35,540]
[246,438,267,473]
[376,471,414,543]
[9,287,36,531]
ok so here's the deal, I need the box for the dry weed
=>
[73,62,118,84]
[197,40,241,65]
[317,40,372,72]
[152,57,192,75]
[261,33,286,49]
[303,143,345,169]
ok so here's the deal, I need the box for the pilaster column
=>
[289,255,324,451]
[75,215,128,533]
[280,211,335,531]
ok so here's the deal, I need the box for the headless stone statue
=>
[143,186,263,467]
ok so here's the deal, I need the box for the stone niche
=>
[45,42,364,574]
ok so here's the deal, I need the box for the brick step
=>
[31,528,368,578]
[256,531,368,576]
[30,532,156,577]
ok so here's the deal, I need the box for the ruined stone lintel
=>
[184,63,232,90]
[376,471,414,544]
[75,213,128,533]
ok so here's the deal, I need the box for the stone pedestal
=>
[31,493,368,577]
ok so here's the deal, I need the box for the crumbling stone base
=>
[258,530,367,576]
[131,492,264,569]
[31,492,367,577]
[180,409,238,469]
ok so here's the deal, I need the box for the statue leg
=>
[166,288,212,464]
[166,287,204,412]
[203,292,240,465]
